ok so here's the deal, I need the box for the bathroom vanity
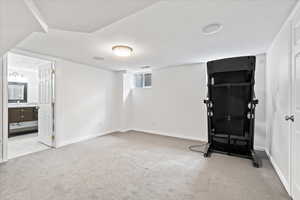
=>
[8,104,38,137]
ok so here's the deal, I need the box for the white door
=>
[267,22,293,197]
[292,52,300,200]
[292,18,300,199]
[38,62,55,147]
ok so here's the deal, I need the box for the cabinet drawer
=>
[8,108,21,123]
[8,107,38,123]
[21,108,35,122]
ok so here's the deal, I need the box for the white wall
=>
[130,63,208,141]
[7,68,39,103]
[129,56,266,146]
[55,60,122,147]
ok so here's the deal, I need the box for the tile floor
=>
[8,133,50,159]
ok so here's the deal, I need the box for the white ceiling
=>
[32,0,160,33]
[17,0,298,71]
[0,0,44,57]
[8,52,50,71]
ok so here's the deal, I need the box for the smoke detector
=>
[202,23,223,35]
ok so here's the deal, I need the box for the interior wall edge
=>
[24,0,49,33]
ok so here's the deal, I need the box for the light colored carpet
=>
[0,131,289,200]
[8,133,50,159]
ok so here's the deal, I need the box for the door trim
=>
[2,54,8,162]
[0,56,4,163]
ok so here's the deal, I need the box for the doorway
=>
[3,52,56,160]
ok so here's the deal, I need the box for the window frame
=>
[134,72,152,89]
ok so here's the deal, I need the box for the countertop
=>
[8,103,38,108]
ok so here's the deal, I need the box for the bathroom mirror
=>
[8,82,28,103]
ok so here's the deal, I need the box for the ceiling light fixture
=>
[202,23,223,35]
[112,45,133,57]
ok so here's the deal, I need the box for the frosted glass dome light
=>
[112,45,133,57]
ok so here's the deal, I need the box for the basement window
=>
[134,72,152,88]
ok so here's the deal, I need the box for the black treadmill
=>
[203,56,260,167]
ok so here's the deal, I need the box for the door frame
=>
[2,54,8,162]
[0,56,4,163]
[1,50,57,161]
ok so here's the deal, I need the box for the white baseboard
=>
[265,150,290,195]
[254,145,266,151]
[0,156,8,164]
[131,130,269,149]
[132,129,207,142]
[56,130,118,148]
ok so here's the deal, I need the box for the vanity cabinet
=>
[9,107,38,123]
[8,106,38,137]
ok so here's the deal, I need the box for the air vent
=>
[141,66,151,69]
[93,56,104,61]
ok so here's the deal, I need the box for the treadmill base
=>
[203,143,261,168]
